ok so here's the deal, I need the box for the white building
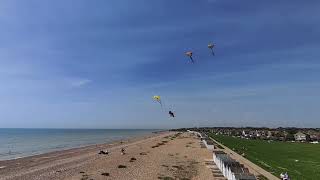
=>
[294,132,307,141]
[202,138,214,150]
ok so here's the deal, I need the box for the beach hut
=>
[203,138,214,150]
[212,151,256,180]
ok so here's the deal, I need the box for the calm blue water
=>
[0,129,158,160]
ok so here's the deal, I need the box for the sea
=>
[0,128,159,161]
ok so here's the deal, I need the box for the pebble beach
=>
[0,132,214,180]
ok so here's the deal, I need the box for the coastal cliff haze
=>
[0,0,320,129]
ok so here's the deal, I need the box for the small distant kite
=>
[169,111,175,118]
[153,95,162,107]
[185,51,194,63]
[208,43,215,56]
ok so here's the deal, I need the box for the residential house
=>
[294,132,308,141]
[267,131,273,138]
[242,130,249,137]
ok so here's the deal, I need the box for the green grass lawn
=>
[210,134,320,180]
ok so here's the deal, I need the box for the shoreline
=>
[0,129,162,161]
[0,131,215,180]
[0,130,163,163]
[0,131,172,179]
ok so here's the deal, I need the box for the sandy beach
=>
[0,132,214,180]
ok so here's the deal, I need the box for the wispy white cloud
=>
[70,79,92,87]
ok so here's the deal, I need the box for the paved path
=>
[210,137,279,180]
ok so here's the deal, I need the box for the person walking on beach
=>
[121,148,126,155]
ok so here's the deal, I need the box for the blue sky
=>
[0,0,320,128]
